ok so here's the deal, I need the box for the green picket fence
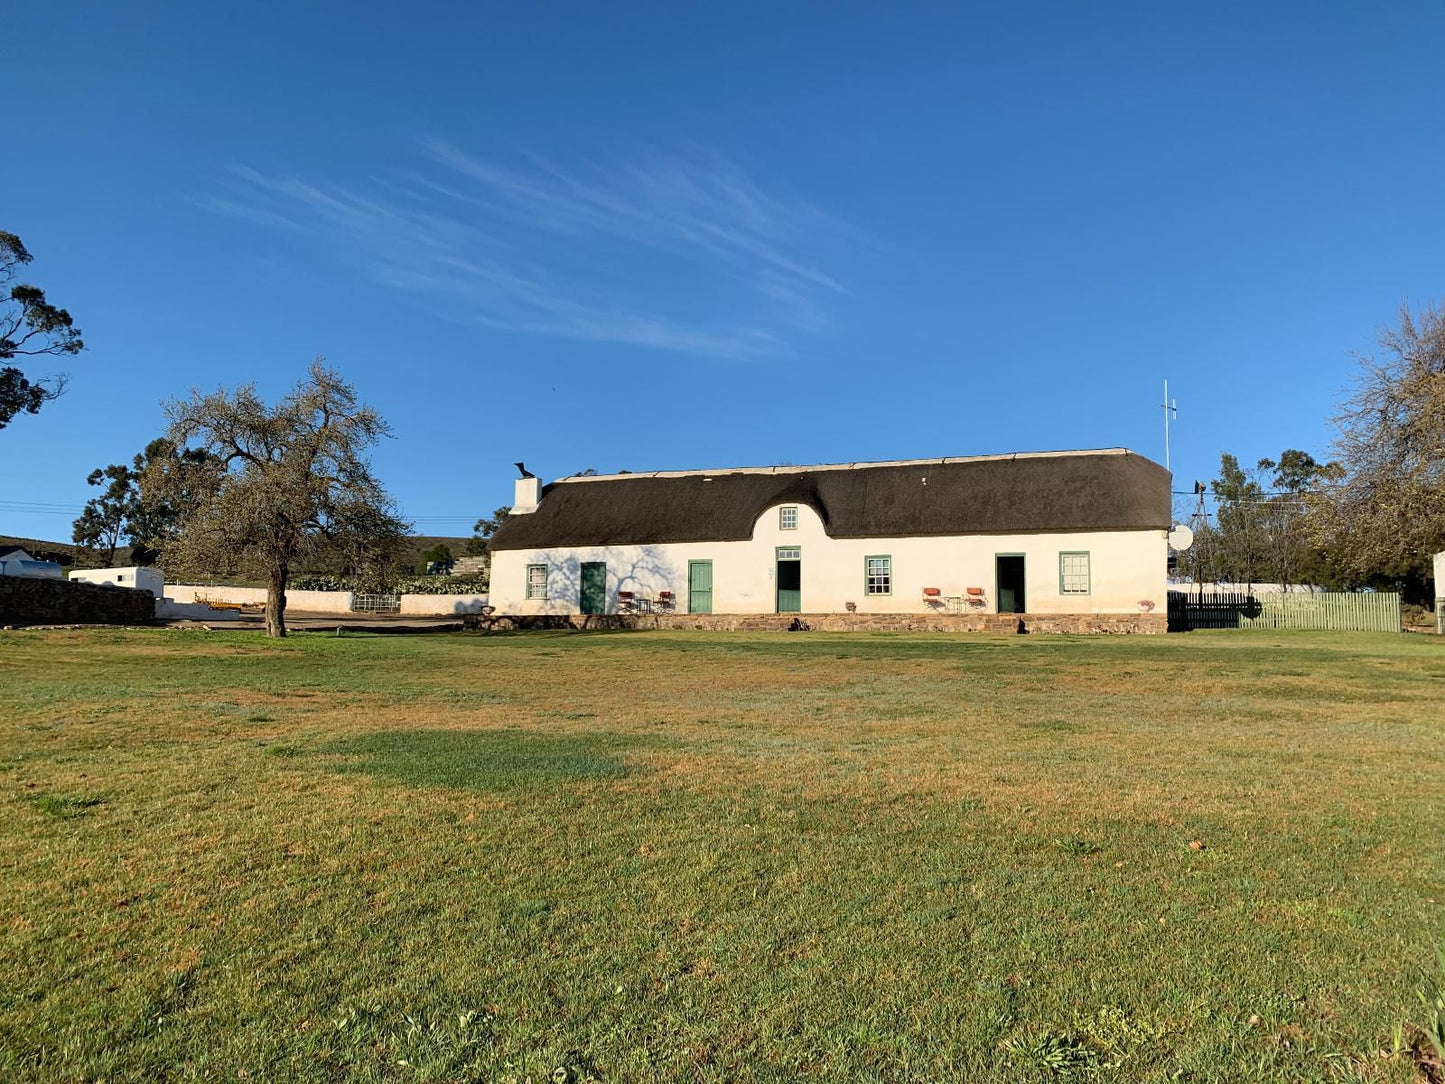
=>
[1237,591,1400,632]
[1169,591,1401,632]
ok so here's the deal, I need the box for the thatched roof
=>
[488,449,1170,551]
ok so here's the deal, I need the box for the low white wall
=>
[165,585,356,613]
[166,585,267,605]
[1170,582,1327,594]
[164,585,489,616]
[156,599,240,621]
[398,594,489,616]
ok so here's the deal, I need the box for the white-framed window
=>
[865,555,892,595]
[526,563,548,600]
[780,506,798,530]
[1059,552,1090,595]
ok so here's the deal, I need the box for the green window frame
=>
[1059,552,1090,595]
[864,554,892,595]
[779,506,798,530]
[525,563,548,600]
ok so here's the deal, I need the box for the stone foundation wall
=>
[0,577,156,627]
[466,611,1167,635]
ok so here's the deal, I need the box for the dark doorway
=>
[776,548,801,612]
[580,562,607,615]
[996,554,1026,614]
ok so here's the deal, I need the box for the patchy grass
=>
[0,627,1442,1082]
[29,793,103,819]
[325,729,638,790]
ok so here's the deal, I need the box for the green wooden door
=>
[776,548,801,612]
[688,560,713,614]
[580,562,607,615]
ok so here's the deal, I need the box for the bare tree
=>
[1314,301,1445,587]
[156,361,409,636]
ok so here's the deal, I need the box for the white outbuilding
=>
[1434,551,1444,634]
[68,566,165,596]
[487,448,1170,621]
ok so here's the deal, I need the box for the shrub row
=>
[289,574,489,595]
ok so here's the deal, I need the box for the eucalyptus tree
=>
[1,230,84,429]
[73,438,215,566]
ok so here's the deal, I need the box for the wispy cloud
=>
[201,140,854,359]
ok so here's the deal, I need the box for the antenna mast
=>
[1162,380,1178,473]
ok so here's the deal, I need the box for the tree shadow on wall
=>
[531,546,679,627]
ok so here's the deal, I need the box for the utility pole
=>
[1162,380,1178,473]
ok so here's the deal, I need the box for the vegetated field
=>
[1,629,1442,1083]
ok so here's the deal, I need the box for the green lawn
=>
[1,628,1442,1082]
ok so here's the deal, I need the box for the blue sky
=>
[4,2,1443,540]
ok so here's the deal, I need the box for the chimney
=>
[512,461,540,514]
[513,476,539,513]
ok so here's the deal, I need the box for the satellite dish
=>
[1168,524,1195,552]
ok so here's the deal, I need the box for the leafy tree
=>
[1176,450,1341,588]
[1,231,84,429]
[1255,450,1343,589]
[1314,301,1445,599]
[465,506,511,557]
[1209,454,1268,584]
[155,361,410,637]
[72,439,214,566]
[417,543,455,574]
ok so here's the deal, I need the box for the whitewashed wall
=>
[398,594,489,615]
[490,502,1166,616]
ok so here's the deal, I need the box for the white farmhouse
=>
[488,448,1170,623]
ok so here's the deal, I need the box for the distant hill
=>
[0,534,478,574]
[0,536,87,566]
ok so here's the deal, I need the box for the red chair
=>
[656,591,676,612]
[617,591,635,613]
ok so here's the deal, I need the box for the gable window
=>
[779,506,798,530]
[865,555,892,595]
[526,563,549,600]
[1059,552,1090,595]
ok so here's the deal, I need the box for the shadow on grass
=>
[323,729,637,792]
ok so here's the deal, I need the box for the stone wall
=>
[0,577,156,626]
[465,611,1168,635]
